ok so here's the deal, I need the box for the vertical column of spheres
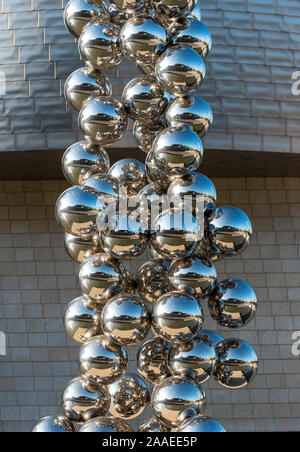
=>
[32,0,258,433]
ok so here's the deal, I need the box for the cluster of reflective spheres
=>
[32,0,258,433]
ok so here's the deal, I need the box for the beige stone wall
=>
[0,176,300,432]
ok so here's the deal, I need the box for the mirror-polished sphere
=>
[64,232,103,263]
[32,415,76,432]
[82,174,119,210]
[122,76,168,123]
[136,183,166,221]
[64,295,102,344]
[168,255,217,300]
[120,16,168,67]
[209,279,257,329]
[65,67,112,112]
[167,173,216,217]
[145,151,177,191]
[110,0,145,12]
[152,291,203,342]
[151,208,201,260]
[169,19,212,59]
[214,338,258,389]
[156,45,205,96]
[151,0,196,18]
[138,415,169,432]
[100,209,149,259]
[79,21,122,70]
[101,294,151,346]
[152,124,203,176]
[79,416,133,432]
[62,141,110,186]
[109,158,148,198]
[108,372,149,419]
[56,185,102,238]
[207,206,253,257]
[136,259,171,304]
[176,415,226,432]
[62,376,110,422]
[165,95,213,138]
[199,329,223,348]
[152,376,206,428]
[79,96,127,145]
[79,253,127,304]
[133,119,165,153]
[64,0,109,38]
[79,334,128,385]
[137,336,171,385]
[169,335,216,384]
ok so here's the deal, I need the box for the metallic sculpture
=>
[34,0,258,432]
[62,376,110,422]
[108,372,149,419]
[152,376,206,428]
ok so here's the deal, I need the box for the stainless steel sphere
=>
[62,376,110,422]
[110,0,145,12]
[108,158,148,198]
[56,185,102,238]
[120,16,168,67]
[100,209,150,259]
[151,208,201,260]
[82,174,119,210]
[169,18,212,59]
[122,76,168,123]
[145,151,177,191]
[62,141,110,186]
[64,0,109,38]
[79,253,127,304]
[79,416,133,432]
[138,416,169,432]
[32,415,76,432]
[152,124,203,176]
[151,0,196,18]
[176,415,226,432]
[64,232,103,263]
[136,183,166,222]
[152,376,206,428]
[169,335,216,384]
[65,67,112,112]
[207,206,253,257]
[214,338,258,389]
[152,291,203,342]
[101,294,151,346]
[137,336,171,385]
[108,372,149,419]
[199,329,223,348]
[209,279,257,328]
[79,96,127,145]
[168,255,217,300]
[136,259,171,304]
[167,172,216,216]
[155,45,205,96]
[79,21,122,70]
[165,95,213,138]
[133,119,165,153]
[64,295,102,344]
[79,334,128,385]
